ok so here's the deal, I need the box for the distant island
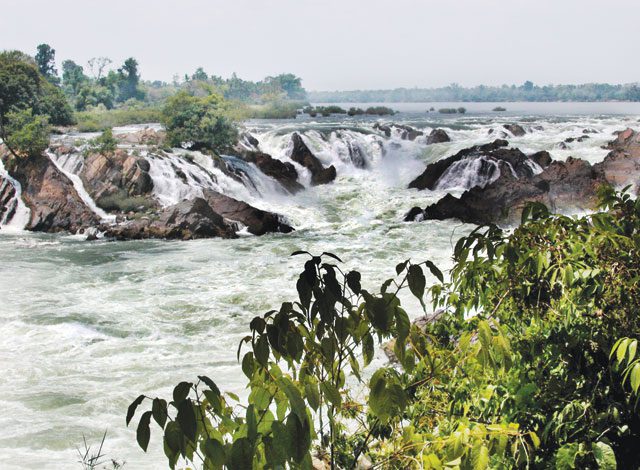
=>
[308,81,640,103]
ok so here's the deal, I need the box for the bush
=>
[438,107,458,114]
[96,190,152,213]
[365,106,395,116]
[161,91,238,151]
[347,107,365,116]
[3,108,50,158]
[457,106,466,114]
[127,190,640,469]
[493,106,507,112]
[86,128,117,154]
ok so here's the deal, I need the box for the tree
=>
[161,90,238,151]
[0,50,72,157]
[61,60,87,95]
[87,57,112,80]
[191,67,209,82]
[34,43,59,84]
[117,57,144,102]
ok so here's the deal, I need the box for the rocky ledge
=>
[405,129,640,226]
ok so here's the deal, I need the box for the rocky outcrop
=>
[596,128,640,192]
[407,156,603,225]
[290,133,336,185]
[7,153,100,232]
[503,124,526,137]
[79,149,155,203]
[104,197,236,240]
[202,190,293,235]
[426,129,451,144]
[408,139,549,191]
[240,151,304,194]
[114,128,165,146]
[374,123,423,141]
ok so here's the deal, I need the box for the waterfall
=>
[46,151,116,222]
[0,159,30,231]
[435,157,501,190]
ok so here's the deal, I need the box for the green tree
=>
[161,90,238,151]
[61,59,87,95]
[34,43,59,85]
[2,108,50,157]
[116,57,144,102]
[191,67,209,82]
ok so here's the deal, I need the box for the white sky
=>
[2,0,639,90]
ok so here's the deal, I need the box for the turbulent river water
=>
[1,102,639,468]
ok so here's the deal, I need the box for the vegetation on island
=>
[439,107,466,114]
[127,187,640,469]
[309,80,640,103]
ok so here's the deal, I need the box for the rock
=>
[558,142,569,150]
[240,151,304,193]
[202,189,294,235]
[503,124,526,137]
[577,135,590,142]
[564,137,575,143]
[80,149,155,203]
[234,131,261,154]
[0,176,17,224]
[426,128,451,144]
[409,157,604,225]
[407,139,547,191]
[596,128,640,192]
[289,133,336,185]
[105,197,236,240]
[374,123,423,141]
[7,153,100,232]
[114,128,165,146]
[583,128,599,134]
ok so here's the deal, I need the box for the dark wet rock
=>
[6,152,100,232]
[240,151,304,193]
[407,139,548,191]
[426,128,450,144]
[407,156,604,225]
[290,133,336,185]
[503,124,526,136]
[235,131,260,153]
[104,198,236,240]
[577,135,590,142]
[583,128,599,134]
[202,189,294,235]
[374,123,423,141]
[564,137,576,143]
[0,176,18,225]
[532,125,545,131]
[345,139,367,168]
[558,142,569,150]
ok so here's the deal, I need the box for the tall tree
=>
[34,43,59,84]
[116,57,144,101]
[61,60,87,95]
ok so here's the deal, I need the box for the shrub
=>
[457,106,466,114]
[161,91,238,151]
[493,106,507,112]
[97,190,152,213]
[3,108,50,158]
[127,190,640,469]
[365,106,395,116]
[75,107,163,132]
[86,128,117,154]
[438,107,458,114]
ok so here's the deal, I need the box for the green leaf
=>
[304,381,320,411]
[407,264,426,302]
[152,398,168,428]
[593,441,617,470]
[246,404,257,444]
[242,352,255,379]
[346,270,362,295]
[250,385,272,410]
[320,381,342,408]
[173,382,191,404]
[277,376,307,424]
[176,399,197,442]
[473,445,489,470]
[198,376,220,396]
[630,363,640,393]
[204,438,225,467]
[255,334,270,367]
[555,443,579,470]
[426,260,444,283]
[228,438,253,470]
[136,410,152,452]
[126,394,145,426]
[286,413,311,463]
[363,333,374,366]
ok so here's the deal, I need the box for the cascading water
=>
[435,156,501,190]
[47,150,116,223]
[0,159,30,231]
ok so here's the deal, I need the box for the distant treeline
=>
[308,81,640,103]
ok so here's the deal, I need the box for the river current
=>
[1,102,639,468]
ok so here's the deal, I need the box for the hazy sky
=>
[2,0,639,90]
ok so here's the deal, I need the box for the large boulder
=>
[407,156,604,225]
[595,128,640,192]
[202,189,294,235]
[290,133,336,185]
[6,152,100,232]
[374,123,423,141]
[503,124,526,137]
[426,129,451,144]
[80,149,154,202]
[240,151,304,194]
[104,197,236,240]
[408,139,549,191]
[0,175,18,225]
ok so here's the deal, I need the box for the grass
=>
[75,107,163,132]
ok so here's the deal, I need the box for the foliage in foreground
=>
[127,188,640,469]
